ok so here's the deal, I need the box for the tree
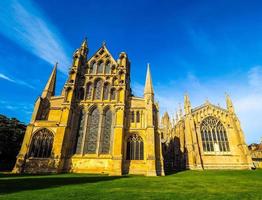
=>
[0,114,26,171]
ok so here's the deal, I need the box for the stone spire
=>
[144,63,154,96]
[178,103,183,119]
[184,94,192,115]
[41,63,57,99]
[226,93,235,113]
[80,37,88,56]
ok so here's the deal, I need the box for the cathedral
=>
[12,39,252,176]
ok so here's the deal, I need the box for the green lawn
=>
[0,170,262,200]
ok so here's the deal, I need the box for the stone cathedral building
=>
[13,39,252,176]
[160,96,253,170]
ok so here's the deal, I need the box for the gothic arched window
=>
[90,62,96,74]
[86,83,92,100]
[110,88,116,100]
[85,107,100,153]
[136,111,140,123]
[105,62,111,74]
[131,111,135,123]
[94,79,103,100]
[200,116,230,152]
[29,128,54,158]
[97,61,104,74]
[103,83,110,100]
[100,108,113,154]
[74,110,85,154]
[126,134,144,160]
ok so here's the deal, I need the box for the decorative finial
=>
[102,41,106,47]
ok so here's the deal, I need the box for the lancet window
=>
[85,107,100,153]
[100,108,112,153]
[94,79,103,100]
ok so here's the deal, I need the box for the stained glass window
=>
[105,62,111,74]
[100,109,112,154]
[103,83,110,100]
[29,128,54,158]
[86,83,92,100]
[85,107,100,153]
[201,116,230,152]
[97,61,104,74]
[94,79,102,100]
[126,134,144,160]
[75,110,86,154]
[111,88,116,100]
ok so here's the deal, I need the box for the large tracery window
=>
[100,108,113,154]
[200,116,230,153]
[29,128,54,158]
[126,134,144,160]
[94,79,103,100]
[85,107,100,154]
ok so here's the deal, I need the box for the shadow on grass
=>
[0,174,128,195]
[164,169,186,176]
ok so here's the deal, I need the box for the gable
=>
[87,44,117,66]
[191,102,229,126]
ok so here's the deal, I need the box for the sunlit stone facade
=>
[13,39,252,176]
[13,40,164,176]
[160,95,253,170]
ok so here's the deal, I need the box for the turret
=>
[161,112,170,128]
[62,38,89,100]
[226,93,235,113]
[41,63,57,99]
[178,103,183,119]
[184,94,192,115]
[144,63,154,101]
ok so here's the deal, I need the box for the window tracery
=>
[103,83,110,100]
[100,109,112,154]
[85,107,100,153]
[94,79,103,100]
[200,116,230,152]
[29,129,54,158]
[126,134,144,160]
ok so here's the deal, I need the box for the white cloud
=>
[0,100,33,115]
[0,0,71,73]
[0,72,35,89]
[0,73,15,82]
[152,66,262,144]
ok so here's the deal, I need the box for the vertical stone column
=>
[110,106,124,175]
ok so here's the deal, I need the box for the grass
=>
[0,170,262,200]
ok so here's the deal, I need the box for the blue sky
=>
[0,0,261,144]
